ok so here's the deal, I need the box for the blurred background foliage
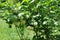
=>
[0,0,60,40]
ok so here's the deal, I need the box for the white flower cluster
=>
[31,21,38,26]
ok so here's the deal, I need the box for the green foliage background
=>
[0,0,60,40]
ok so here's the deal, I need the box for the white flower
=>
[54,22,58,25]
[44,17,49,19]
[18,6,21,9]
[27,26,33,30]
[43,6,46,9]
[33,15,36,18]
[43,21,47,25]
[36,3,40,8]
[36,14,39,17]
[34,22,38,25]
[54,30,57,32]
[18,13,23,17]
[26,15,29,18]
[30,0,35,3]
[50,11,55,13]
[33,14,40,18]
[14,8,17,10]
[7,19,10,22]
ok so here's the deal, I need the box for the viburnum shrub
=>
[0,0,60,40]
